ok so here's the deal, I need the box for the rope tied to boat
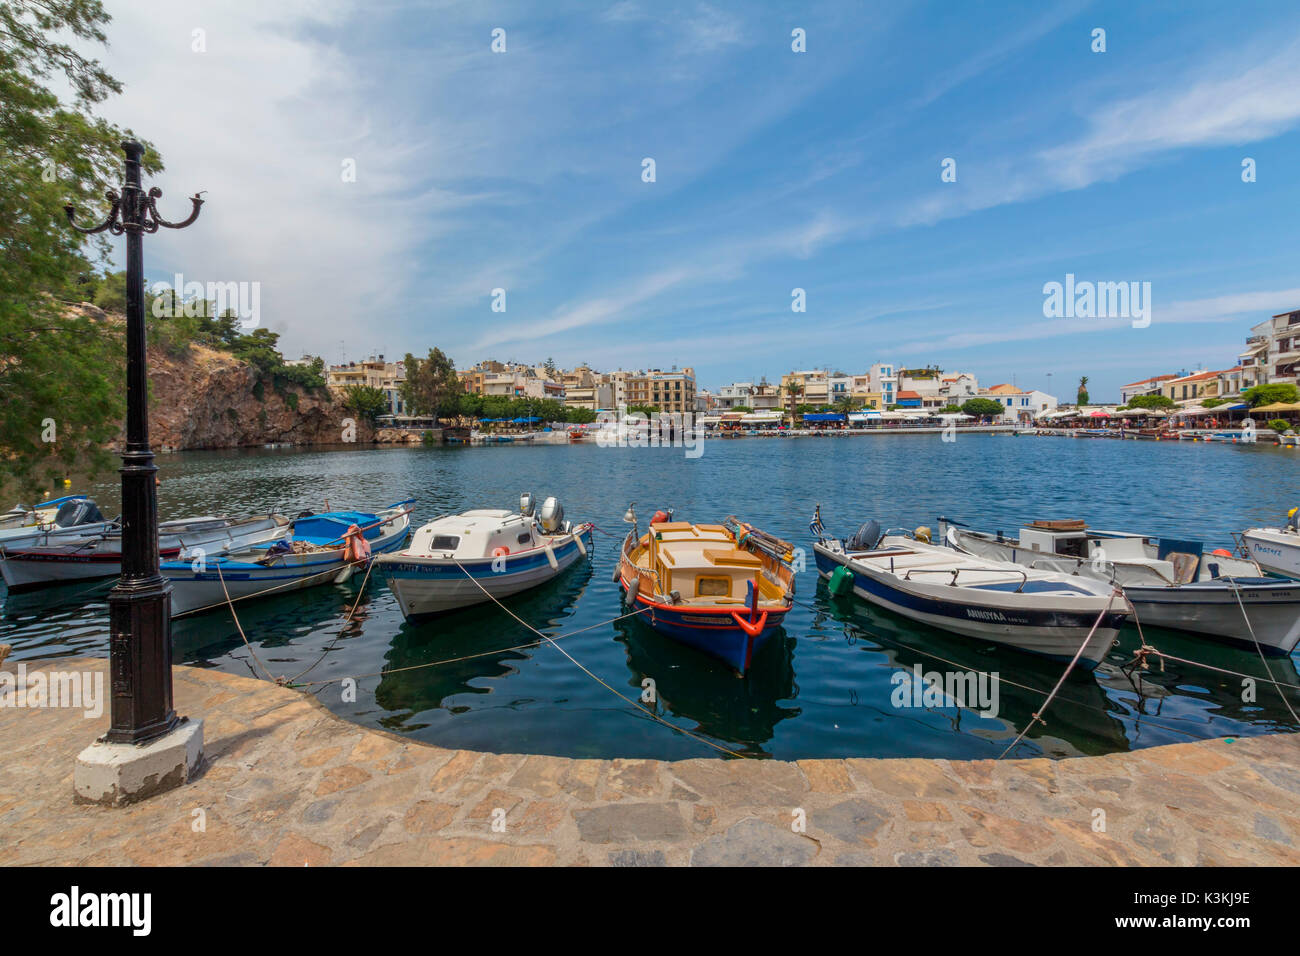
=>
[451,560,752,759]
[996,588,1120,760]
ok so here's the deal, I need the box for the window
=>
[429,535,460,550]
[517,532,533,546]
[696,576,730,597]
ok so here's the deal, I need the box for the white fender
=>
[575,534,587,557]
[544,545,558,569]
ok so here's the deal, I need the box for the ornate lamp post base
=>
[74,717,204,807]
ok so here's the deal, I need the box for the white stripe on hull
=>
[850,580,1117,667]
[1243,532,1300,578]
[389,549,583,617]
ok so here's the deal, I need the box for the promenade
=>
[1,659,1297,866]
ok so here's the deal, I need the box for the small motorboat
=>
[0,496,116,551]
[616,505,796,674]
[1240,509,1300,579]
[944,519,1300,656]
[377,493,592,621]
[811,509,1125,670]
[163,502,413,617]
[0,513,292,591]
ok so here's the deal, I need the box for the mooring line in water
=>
[996,590,1119,760]
[810,594,1208,745]
[182,555,372,618]
[215,561,285,684]
[1223,575,1300,724]
[282,560,380,686]
[450,561,752,759]
[289,605,653,689]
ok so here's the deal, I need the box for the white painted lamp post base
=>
[74,719,204,807]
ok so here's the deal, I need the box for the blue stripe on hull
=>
[382,532,590,581]
[813,549,1120,669]
[620,583,779,673]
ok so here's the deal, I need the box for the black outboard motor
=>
[846,520,883,552]
[52,499,104,528]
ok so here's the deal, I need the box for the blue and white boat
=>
[376,494,592,621]
[811,510,1126,670]
[162,502,413,617]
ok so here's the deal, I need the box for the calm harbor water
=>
[3,434,1298,760]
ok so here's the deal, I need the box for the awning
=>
[848,411,881,421]
[803,413,846,422]
[1251,401,1300,413]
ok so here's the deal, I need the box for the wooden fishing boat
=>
[0,496,116,551]
[377,494,592,620]
[616,506,795,674]
[162,502,412,617]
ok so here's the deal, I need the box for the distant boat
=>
[616,507,796,674]
[162,502,413,617]
[811,511,1125,669]
[0,513,291,592]
[945,519,1300,656]
[377,493,591,620]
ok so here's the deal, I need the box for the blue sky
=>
[98,1,1300,400]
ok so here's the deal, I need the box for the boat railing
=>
[902,566,1029,592]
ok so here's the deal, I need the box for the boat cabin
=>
[403,509,540,560]
[638,521,784,605]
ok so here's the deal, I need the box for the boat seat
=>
[702,548,762,568]
[1167,552,1200,584]
[651,522,694,533]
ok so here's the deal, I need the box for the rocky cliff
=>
[145,342,376,450]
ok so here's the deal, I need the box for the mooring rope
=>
[282,559,380,686]
[996,590,1119,760]
[451,560,751,759]
[1223,574,1300,723]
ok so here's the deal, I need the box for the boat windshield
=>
[429,534,460,550]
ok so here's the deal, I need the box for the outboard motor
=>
[538,497,564,533]
[53,498,104,528]
[846,519,882,553]
[520,492,536,517]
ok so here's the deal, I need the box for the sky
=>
[88,0,1300,401]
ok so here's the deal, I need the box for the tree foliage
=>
[399,348,461,418]
[961,398,1006,418]
[1124,393,1175,410]
[341,384,388,421]
[1243,383,1299,407]
[0,0,161,497]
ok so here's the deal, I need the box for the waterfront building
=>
[460,361,565,401]
[1119,374,1178,405]
[626,367,696,413]
[1160,370,1221,403]
[327,354,407,415]
[979,384,1058,422]
[716,382,755,410]
[780,370,830,414]
[1241,309,1300,386]
[868,363,898,406]
[938,372,979,403]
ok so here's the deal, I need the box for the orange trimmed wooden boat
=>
[616,506,796,673]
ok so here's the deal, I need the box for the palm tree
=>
[785,381,804,427]
[1077,375,1090,406]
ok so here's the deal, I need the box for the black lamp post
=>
[65,141,203,745]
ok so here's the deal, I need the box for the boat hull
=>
[617,576,787,673]
[1124,581,1300,655]
[382,527,592,620]
[165,510,410,617]
[1242,529,1300,578]
[813,545,1121,669]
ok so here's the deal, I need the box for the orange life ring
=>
[492,546,510,557]
[343,524,371,562]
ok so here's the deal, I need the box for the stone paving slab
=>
[1,659,1297,866]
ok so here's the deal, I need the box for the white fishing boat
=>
[163,503,413,617]
[376,493,592,621]
[811,510,1125,669]
[1240,509,1300,578]
[0,513,291,591]
[0,496,117,551]
[944,519,1300,656]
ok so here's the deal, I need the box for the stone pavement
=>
[1,658,1297,866]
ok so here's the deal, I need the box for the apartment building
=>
[327,355,407,415]
[626,367,696,414]
[460,361,565,401]
[1241,309,1300,386]
[1119,374,1178,405]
